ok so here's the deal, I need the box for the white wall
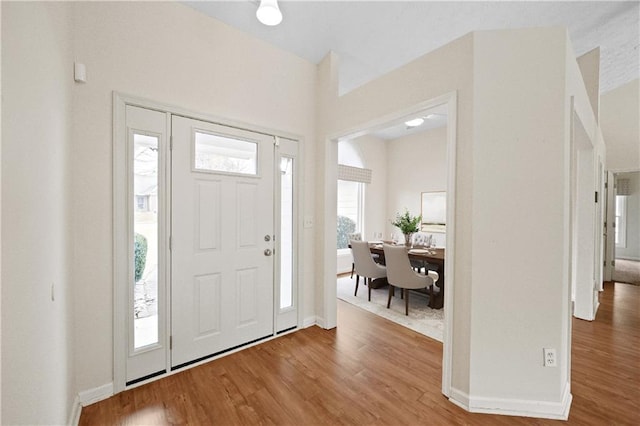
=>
[1,2,76,424]
[70,1,317,393]
[616,171,640,260]
[601,79,640,172]
[350,135,388,239]
[386,126,447,246]
[469,28,570,407]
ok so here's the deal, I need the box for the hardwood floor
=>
[80,282,639,425]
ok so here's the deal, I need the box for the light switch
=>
[304,216,314,228]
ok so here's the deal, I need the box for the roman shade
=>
[617,178,631,195]
[338,164,372,184]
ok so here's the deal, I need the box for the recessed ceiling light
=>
[404,118,424,127]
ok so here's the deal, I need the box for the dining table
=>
[367,241,445,309]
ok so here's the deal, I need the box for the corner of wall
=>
[78,383,114,407]
[315,51,340,329]
[68,395,82,426]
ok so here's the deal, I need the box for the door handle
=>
[264,249,272,256]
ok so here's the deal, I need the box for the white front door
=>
[171,116,275,369]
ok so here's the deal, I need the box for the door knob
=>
[264,249,272,256]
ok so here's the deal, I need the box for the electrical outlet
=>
[543,348,557,367]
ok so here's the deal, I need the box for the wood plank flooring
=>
[80,282,639,425]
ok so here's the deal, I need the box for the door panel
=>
[171,116,275,368]
[196,180,221,250]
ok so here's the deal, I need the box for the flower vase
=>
[404,233,413,247]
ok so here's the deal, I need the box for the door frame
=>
[570,109,596,320]
[321,90,458,397]
[605,168,640,282]
[113,92,305,392]
[603,170,615,282]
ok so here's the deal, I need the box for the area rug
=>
[336,275,444,342]
[613,259,640,285]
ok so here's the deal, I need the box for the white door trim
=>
[113,92,305,393]
[321,90,458,398]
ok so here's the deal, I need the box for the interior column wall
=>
[469,28,571,414]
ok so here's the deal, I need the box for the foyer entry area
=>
[80,282,639,425]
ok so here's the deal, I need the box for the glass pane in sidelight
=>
[194,131,257,175]
[280,157,294,310]
[133,134,159,349]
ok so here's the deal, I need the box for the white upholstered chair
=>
[350,240,387,301]
[412,232,432,247]
[383,244,439,315]
[410,232,441,274]
[347,232,362,278]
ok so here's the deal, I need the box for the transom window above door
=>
[194,131,258,175]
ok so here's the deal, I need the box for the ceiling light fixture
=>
[256,0,283,26]
[404,118,424,127]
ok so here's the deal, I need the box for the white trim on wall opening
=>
[322,90,458,399]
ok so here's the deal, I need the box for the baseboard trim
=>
[448,387,470,410]
[616,256,640,261]
[68,394,82,426]
[78,382,114,406]
[303,316,317,328]
[315,316,330,329]
[449,383,572,420]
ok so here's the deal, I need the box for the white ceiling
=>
[370,102,448,140]
[185,0,640,95]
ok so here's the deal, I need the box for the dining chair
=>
[412,232,432,247]
[351,240,388,301]
[348,232,382,280]
[347,232,362,279]
[383,244,439,315]
[410,232,440,274]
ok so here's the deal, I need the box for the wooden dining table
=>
[367,242,445,309]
